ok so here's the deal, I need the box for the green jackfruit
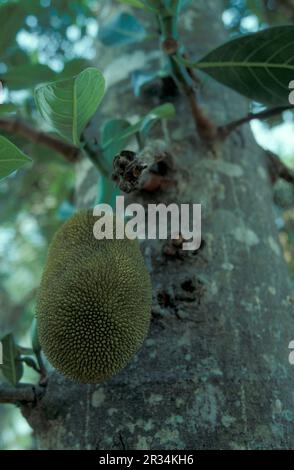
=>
[36,210,152,383]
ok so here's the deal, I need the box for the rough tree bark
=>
[22,0,294,449]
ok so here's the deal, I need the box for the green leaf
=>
[185,26,294,106]
[0,334,23,386]
[1,64,57,91]
[35,68,106,146]
[102,119,131,147]
[0,136,31,181]
[101,118,131,169]
[103,103,175,160]
[96,174,121,207]
[139,102,175,136]
[126,102,175,139]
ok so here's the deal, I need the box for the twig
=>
[34,350,47,382]
[266,150,294,185]
[158,9,217,140]
[178,78,218,140]
[0,383,45,405]
[182,52,201,86]
[218,105,294,139]
[20,356,41,375]
[0,117,80,162]
[81,139,109,177]
[31,319,48,382]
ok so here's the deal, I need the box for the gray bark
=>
[23,0,294,449]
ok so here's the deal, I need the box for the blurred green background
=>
[0,0,294,449]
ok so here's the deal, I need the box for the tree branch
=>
[0,382,45,405]
[266,150,294,185]
[159,10,217,140]
[0,117,80,163]
[218,105,294,138]
[179,78,218,140]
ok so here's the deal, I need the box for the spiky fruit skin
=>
[36,210,152,384]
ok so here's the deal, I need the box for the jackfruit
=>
[36,210,152,383]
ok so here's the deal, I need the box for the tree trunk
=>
[23,0,294,449]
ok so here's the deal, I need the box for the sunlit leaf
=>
[35,68,105,146]
[0,136,31,181]
[184,26,294,106]
[0,334,23,386]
